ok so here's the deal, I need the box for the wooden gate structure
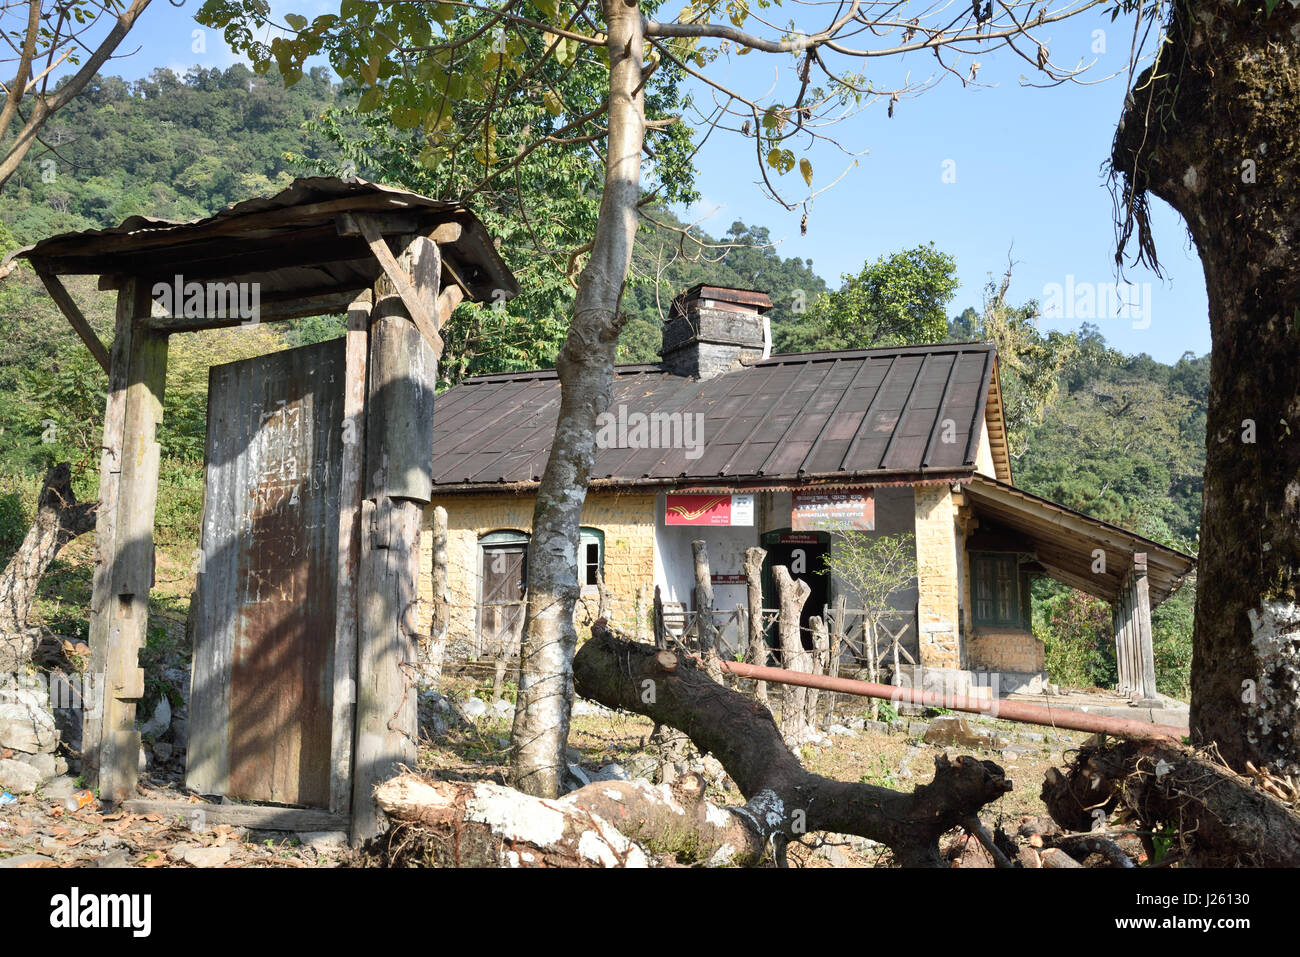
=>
[7,178,517,843]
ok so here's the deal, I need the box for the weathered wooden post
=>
[806,616,830,729]
[329,290,370,814]
[691,540,720,680]
[774,565,811,742]
[743,546,767,702]
[426,504,450,689]
[85,279,167,803]
[351,228,442,844]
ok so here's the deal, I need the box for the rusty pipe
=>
[718,660,1186,741]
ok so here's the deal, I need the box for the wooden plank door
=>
[479,545,526,656]
[187,339,346,808]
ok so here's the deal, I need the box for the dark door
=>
[761,529,830,654]
[480,545,527,654]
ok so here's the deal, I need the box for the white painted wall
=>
[651,486,922,658]
[653,492,758,655]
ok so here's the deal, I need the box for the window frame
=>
[579,527,605,589]
[970,551,1023,629]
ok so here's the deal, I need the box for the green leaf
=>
[357,85,384,112]
[392,105,420,129]
[799,157,813,186]
[534,0,559,20]
[284,12,307,30]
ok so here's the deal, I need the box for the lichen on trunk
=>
[509,0,646,797]
[1111,0,1300,774]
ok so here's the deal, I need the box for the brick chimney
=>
[660,284,773,379]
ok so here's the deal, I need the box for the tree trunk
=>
[572,625,1014,867]
[509,0,645,797]
[1111,1,1300,774]
[0,463,96,670]
[425,504,449,688]
[806,615,830,730]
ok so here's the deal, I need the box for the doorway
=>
[761,528,831,654]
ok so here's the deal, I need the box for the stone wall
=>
[420,489,657,649]
[966,628,1045,674]
[913,485,962,669]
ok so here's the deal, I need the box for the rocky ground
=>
[2,657,1103,868]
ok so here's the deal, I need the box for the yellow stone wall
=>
[419,489,657,648]
[966,629,1045,673]
[913,485,962,668]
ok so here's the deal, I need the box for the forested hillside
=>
[0,66,1204,697]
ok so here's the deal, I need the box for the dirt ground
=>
[2,656,1095,869]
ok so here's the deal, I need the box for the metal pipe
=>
[719,660,1185,741]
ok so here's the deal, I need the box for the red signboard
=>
[792,487,875,531]
[665,492,754,526]
[710,574,746,584]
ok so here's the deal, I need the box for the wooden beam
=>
[339,214,443,354]
[335,212,427,238]
[94,284,168,806]
[427,221,463,244]
[437,285,465,326]
[141,289,361,331]
[83,280,145,788]
[329,291,370,816]
[35,269,110,373]
[122,799,348,832]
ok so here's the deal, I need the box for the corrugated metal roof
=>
[4,177,518,304]
[959,474,1196,607]
[431,343,1000,490]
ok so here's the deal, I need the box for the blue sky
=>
[74,2,1209,362]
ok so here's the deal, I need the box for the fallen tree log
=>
[570,623,1013,867]
[376,771,771,867]
[1041,738,1300,867]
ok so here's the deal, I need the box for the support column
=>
[329,290,370,815]
[351,233,441,845]
[86,280,167,804]
[913,485,961,669]
[1132,553,1159,705]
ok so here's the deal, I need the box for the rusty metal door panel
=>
[188,338,345,807]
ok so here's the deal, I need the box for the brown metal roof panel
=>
[766,439,818,476]
[882,435,930,472]
[726,442,779,475]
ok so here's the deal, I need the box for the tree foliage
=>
[773,243,958,354]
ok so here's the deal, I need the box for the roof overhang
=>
[3,177,518,323]
[958,474,1195,607]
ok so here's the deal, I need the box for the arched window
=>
[579,527,604,587]
[479,530,529,652]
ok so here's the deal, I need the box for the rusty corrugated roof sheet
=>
[3,177,518,304]
[431,342,1000,490]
